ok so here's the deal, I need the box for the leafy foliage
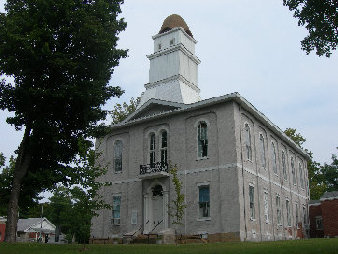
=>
[0,155,41,217]
[283,0,338,57]
[109,97,140,124]
[0,0,127,241]
[284,128,337,199]
[168,164,186,226]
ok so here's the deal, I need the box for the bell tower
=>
[138,14,201,107]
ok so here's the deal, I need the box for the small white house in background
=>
[17,217,56,243]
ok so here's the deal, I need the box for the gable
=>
[124,99,184,123]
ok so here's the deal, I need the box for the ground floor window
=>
[199,185,210,218]
[315,216,323,230]
[112,195,121,225]
[249,185,255,219]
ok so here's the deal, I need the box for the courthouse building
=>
[91,14,310,242]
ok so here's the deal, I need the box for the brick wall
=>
[321,199,338,237]
[309,204,323,238]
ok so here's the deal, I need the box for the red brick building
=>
[309,191,338,238]
[0,217,6,242]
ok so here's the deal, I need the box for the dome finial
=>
[159,14,193,37]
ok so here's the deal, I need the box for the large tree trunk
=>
[4,126,31,243]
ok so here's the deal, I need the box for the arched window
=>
[282,151,287,180]
[259,134,266,168]
[271,142,277,174]
[114,140,123,172]
[299,162,304,189]
[291,157,296,185]
[244,124,252,161]
[160,130,168,165]
[149,133,156,166]
[198,122,208,158]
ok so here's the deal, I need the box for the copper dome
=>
[159,14,193,37]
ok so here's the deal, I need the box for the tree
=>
[168,164,186,227]
[283,0,338,57]
[321,150,338,193]
[0,154,41,217]
[284,128,333,199]
[109,97,140,124]
[0,0,127,242]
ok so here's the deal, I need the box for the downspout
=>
[238,105,248,240]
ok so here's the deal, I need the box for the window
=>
[249,185,255,219]
[199,185,210,218]
[295,203,299,228]
[259,134,266,168]
[271,142,278,174]
[158,43,162,50]
[299,162,304,189]
[114,140,123,172]
[315,216,323,230]
[263,191,269,223]
[244,124,252,161]
[291,157,296,185]
[160,130,168,165]
[303,206,307,226]
[112,195,121,225]
[286,199,291,227]
[131,210,138,225]
[198,122,208,158]
[170,38,175,45]
[282,151,287,180]
[149,133,156,166]
[276,195,281,225]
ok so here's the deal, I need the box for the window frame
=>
[160,130,168,165]
[244,123,252,161]
[291,156,297,186]
[276,194,282,226]
[249,184,255,220]
[113,140,123,173]
[112,194,121,225]
[282,150,287,181]
[149,133,156,166]
[198,184,211,220]
[286,199,291,227]
[197,121,208,159]
[271,141,278,175]
[259,133,266,169]
[263,190,269,223]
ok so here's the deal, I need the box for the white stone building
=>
[91,14,310,242]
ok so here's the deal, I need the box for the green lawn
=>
[0,238,337,254]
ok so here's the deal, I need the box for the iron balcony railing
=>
[140,162,168,175]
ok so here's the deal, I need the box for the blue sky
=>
[1,0,337,166]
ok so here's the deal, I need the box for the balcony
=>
[139,162,169,180]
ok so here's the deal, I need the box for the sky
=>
[0,0,337,167]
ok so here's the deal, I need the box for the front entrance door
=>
[151,184,164,232]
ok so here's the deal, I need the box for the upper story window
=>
[114,140,123,172]
[244,124,252,161]
[291,156,296,185]
[160,130,168,165]
[271,142,278,175]
[249,185,255,219]
[112,195,121,225]
[170,38,175,46]
[276,195,281,225]
[149,133,156,166]
[198,122,208,158]
[199,185,210,218]
[299,162,304,189]
[282,151,287,181]
[158,43,162,50]
[259,134,266,168]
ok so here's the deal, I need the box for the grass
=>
[0,238,337,254]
